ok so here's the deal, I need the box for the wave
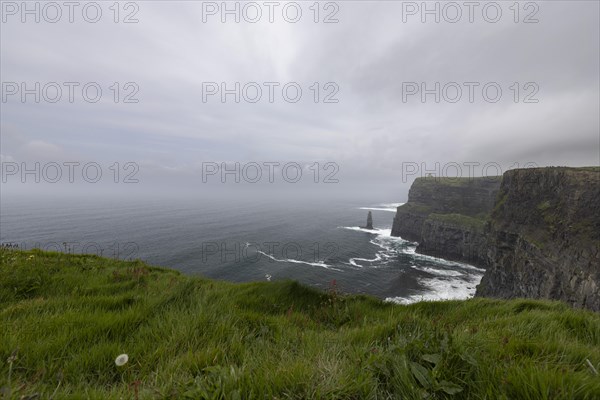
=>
[341,225,485,304]
[340,226,407,240]
[347,253,383,268]
[358,202,404,212]
[411,265,464,277]
[255,250,343,272]
[341,226,379,234]
[359,207,398,212]
[385,273,483,305]
[402,247,486,272]
[341,227,414,269]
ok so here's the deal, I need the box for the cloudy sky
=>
[1,1,599,201]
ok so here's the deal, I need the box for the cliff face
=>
[476,167,600,311]
[391,177,501,266]
[392,168,600,311]
[418,214,488,265]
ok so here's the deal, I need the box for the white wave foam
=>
[381,203,405,208]
[341,224,485,305]
[340,227,411,268]
[401,248,486,272]
[255,250,342,271]
[385,272,483,305]
[341,226,407,241]
[410,265,464,277]
[341,226,379,234]
[358,203,404,212]
[347,253,384,268]
[369,240,395,258]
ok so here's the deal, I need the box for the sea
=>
[0,196,485,304]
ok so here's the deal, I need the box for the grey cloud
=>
[1,1,598,201]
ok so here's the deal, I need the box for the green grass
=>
[396,203,432,215]
[491,192,509,215]
[1,249,599,399]
[522,166,600,173]
[414,176,501,188]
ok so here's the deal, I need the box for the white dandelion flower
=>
[115,354,129,367]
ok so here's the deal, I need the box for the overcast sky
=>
[1,1,599,201]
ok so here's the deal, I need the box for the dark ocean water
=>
[0,196,484,303]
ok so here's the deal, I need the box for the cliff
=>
[476,167,600,311]
[418,213,488,265]
[391,176,501,266]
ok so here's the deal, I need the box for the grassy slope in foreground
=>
[1,250,599,399]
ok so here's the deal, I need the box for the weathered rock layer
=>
[418,215,488,266]
[476,167,600,311]
[391,168,600,311]
[391,176,500,266]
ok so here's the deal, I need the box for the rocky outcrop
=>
[365,211,373,230]
[476,167,600,311]
[391,168,600,311]
[391,176,501,266]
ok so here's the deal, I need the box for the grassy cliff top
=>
[1,249,599,399]
[398,175,501,218]
[507,166,600,173]
[412,176,501,188]
[395,202,432,214]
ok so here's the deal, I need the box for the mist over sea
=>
[0,196,484,304]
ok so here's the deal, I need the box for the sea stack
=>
[366,211,373,229]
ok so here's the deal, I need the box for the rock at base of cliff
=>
[366,211,373,229]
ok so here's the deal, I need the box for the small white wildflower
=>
[265,274,272,282]
[115,354,128,367]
